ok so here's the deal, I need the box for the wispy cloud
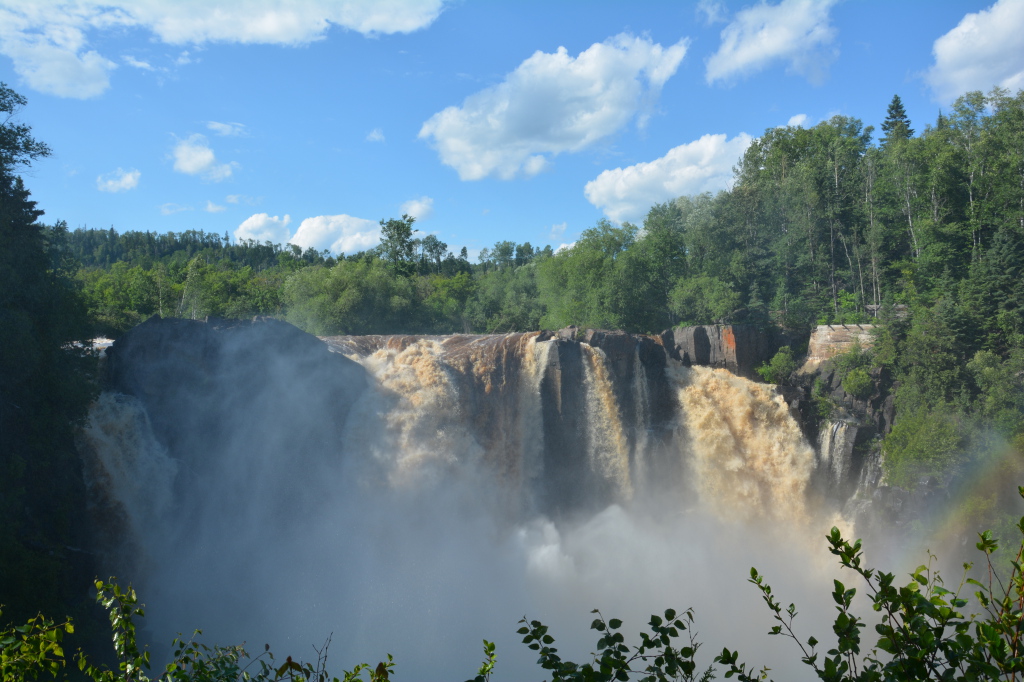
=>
[549,222,567,241]
[122,55,153,70]
[207,121,246,136]
[96,167,140,192]
[697,0,727,25]
[366,128,385,142]
[160,202,192,215]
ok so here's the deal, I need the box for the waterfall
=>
[79,392,177,539]
[580,344,633,502]
[817,420,856,500]
[81,320,852,680]
[669,364,815,523]
[630,347,651,487]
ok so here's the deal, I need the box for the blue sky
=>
[2,0,1023,259]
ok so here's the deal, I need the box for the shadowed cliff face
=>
[104,316,367,480]
[660,324,806,379]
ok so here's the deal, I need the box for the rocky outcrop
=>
[659,324,804,379]
[800,324,876,373]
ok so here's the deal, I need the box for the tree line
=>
[65,91,1024,341]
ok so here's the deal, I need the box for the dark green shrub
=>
[756,346,797,384]
[841,367,873,399]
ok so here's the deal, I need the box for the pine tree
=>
[881,94,914,146]
[0,83,95,625]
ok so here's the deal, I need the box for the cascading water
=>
[672,365,815,523]
[579,345,633,503]
[79,319,853,681]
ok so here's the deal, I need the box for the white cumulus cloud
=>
[787,113,808,127]
[204,200,225,213]
[235,213,292,243]
[289,214,381,254]
[400,196,434,220]
[705,0,838,85]
[0,0,449,98]
[584,133,753,224]
[0,8,117,99]
[926,0,1024,103]
[96,167,140,192]
[419,33,689,180]
[172,133,236,181]
[697,0,727,25]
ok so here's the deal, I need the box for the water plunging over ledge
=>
[78,318,855,680]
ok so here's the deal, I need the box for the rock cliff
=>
[659,324,804,379]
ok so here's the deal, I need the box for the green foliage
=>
[811,382,836,420]
[4,579,396,682]
[840,368,872,400]
[511,608,714,682]
[378,214,417,274]
[967,349,1024,437]
[832,339,872,380]
[880,94,914,146]
[537,220,639,330]
[0,610,73,681]
[883,403,964,488]
[464,640,496,682]
[756,346,797,385]
[669,276,741,326]
[719,504,1024,681]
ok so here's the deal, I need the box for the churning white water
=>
[81,333,846,681]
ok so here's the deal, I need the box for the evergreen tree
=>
[881,94,914,146]
[0,83,95,625]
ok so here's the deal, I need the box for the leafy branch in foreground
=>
[0,610,74,682]
[2,578,393,682]
[485,607,715,682]
[717,485,1024,681]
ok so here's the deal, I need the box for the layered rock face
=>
[660,324,803,379]
[800,324,876,373]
